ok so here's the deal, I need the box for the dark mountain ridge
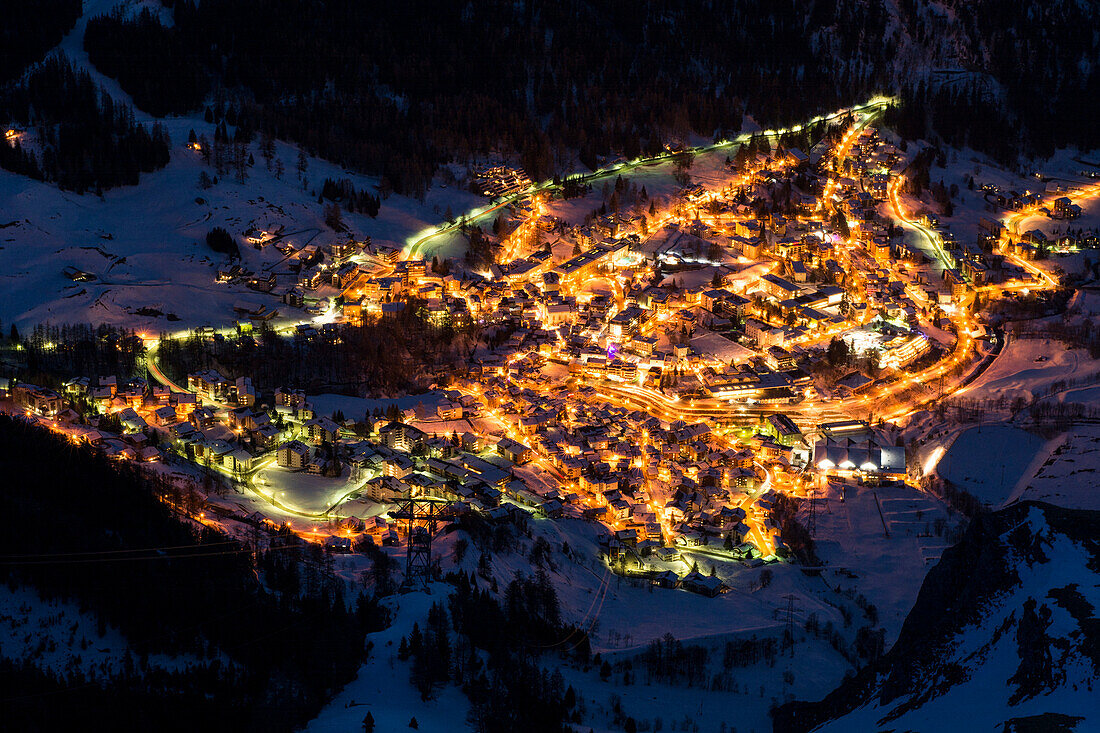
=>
[4,0,1100,193]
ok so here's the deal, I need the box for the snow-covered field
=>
[958,337,1100,404]
[811,481,959,641]
[1,0,753,340]
[1013,426,1100,510]
[6,8,1100,726]
[0,126,483,332]
[558,635,850,733]
[311,510,869,733]
[811,505,1100,733]
[306,585,472,733]
[1,0,486,332]
[251,465,363,515]
[937,425,1049,505]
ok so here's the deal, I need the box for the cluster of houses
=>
[6,114,955,589]
[473,166,533,198]
[5,375,185,462]
[452,362,828,558]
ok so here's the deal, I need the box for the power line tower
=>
[391,496,450,591]
[782,594,799,653]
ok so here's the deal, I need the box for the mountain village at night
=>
[3,2,1100,732]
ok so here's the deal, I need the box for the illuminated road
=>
[143,340,189,393]
[888,177,953,271]
[405,96,896,258]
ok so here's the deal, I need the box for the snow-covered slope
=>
[775,502,1100,733]
[0,131,481,331]
[0,0,484,330]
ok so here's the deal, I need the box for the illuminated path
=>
[405,96,896,259]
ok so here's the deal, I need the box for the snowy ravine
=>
[775,501,1100,733]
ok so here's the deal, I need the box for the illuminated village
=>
[7,2,1100,727]
[6,99,1069,601]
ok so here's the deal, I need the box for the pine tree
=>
[363,712,375,732]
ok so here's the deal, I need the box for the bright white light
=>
[923,446,945,476]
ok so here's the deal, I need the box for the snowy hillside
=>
[0,583,211,679]
[775,502,1100,733]
[0,129,481,331]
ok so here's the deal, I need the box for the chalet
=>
[334,263,360,289]
[437,402,463,420]
[1022,229,1048,246]
[538,499,564,518]
[187,369,230,401]
[247,271,277,292]
[304,417,341,444]
[764,346,799,371]
[152,405,178,426]
[299,268,324,289]
[307,457,335,475]
[1052,197,1081,220]
[283,289,305,309]
[786,148,809,167]
[169,421,196,441]
[959,258,989,285]
[223,448,254,474]
[365,475,405,502]
[383,453,415,478]
[680,570,723,597]
[277,440,311,470]
[324,536,352,552]
[943,269,968,299]
[744,318,785,348]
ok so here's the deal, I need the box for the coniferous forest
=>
[0,0,81,83]
[0,55,171,192]
[74,0,1100,193]
[0,1,1097,193]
